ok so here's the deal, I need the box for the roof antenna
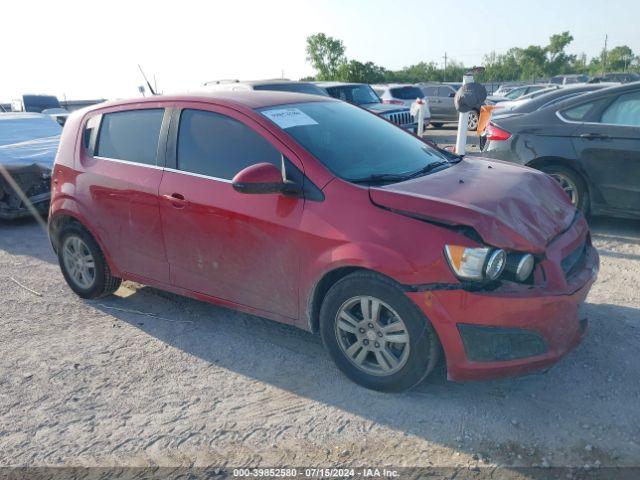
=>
[138,64,157,95]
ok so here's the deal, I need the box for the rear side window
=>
[560,102,599,121]
[422,86,437,96]
[600,91,640,126]
[177,109,281,180]
[390,87,423,100]
[96,109,164,165]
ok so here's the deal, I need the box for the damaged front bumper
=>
[0,166,51,220]
[407,219,599,382]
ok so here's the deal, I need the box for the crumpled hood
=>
[369,157,576,253]
[0,136,59,171]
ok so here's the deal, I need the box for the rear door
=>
[81,105,170,283]
[567,90,640,214]
[437,86,457,120]
[158,103,304,319]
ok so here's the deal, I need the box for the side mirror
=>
[232,162,301,196]
[449,92,456,98]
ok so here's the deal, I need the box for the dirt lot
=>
[1,214,639,474]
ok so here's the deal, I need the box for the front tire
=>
[320,272,439,392]
[57,223,121,299]
[540,164,590,214]
[431,122,444,129]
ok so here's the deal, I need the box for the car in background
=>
[49,90,598,391]
[11,94,61,113]
[372,84,425,108]
[491,84,614,118]
[590,72,640,84]
[487,83,560,103]
[482,83,640,219]
[419,83,480,130]
[550,74,590,85]
[478,84,615,150]
[202,79,330,97]
[0,112,62,219]
[315,82,425,131]
[492,83,525,97]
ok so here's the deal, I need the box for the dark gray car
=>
[482,82,640,219]
[419,83,480,130]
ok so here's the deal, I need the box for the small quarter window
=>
[96,109,164,165]
[560,102,596,121]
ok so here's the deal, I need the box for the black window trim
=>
[165,104,324,201]
[89,107,170,168]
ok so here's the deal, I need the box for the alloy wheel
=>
[62,235,97,289]
[549,173,579,206]
[467,111,479,130]
[334,296,411,376]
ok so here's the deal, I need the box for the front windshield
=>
[325,85,380,105]
[259,101,451,182]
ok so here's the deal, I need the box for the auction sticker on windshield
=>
[262,108,318,129]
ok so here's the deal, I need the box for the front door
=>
[571,90,640,214]
[158,104,304,319]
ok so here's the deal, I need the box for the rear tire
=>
[57,223,121,299]
[320,271,439,392]
[540,164,590,214]
[431,122,444,128]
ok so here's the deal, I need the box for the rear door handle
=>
[161,193,189,209]
[580,132,610,140]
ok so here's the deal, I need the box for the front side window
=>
[177,109,281,180]
[600,91,640,127]
[96,109,164,165]
[260,101,450,182]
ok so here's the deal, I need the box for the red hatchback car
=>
[49,91,599,391]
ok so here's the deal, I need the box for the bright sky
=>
[1,0,638,102]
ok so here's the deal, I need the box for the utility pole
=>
[601,34,608,76]
[443,52,448,82]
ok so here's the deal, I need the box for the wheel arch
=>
[525,156,593,200]
[48,210,120,276]
[307,266,413,334]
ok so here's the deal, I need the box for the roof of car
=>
[204,79,317,87]
[313,81,365,88]
[81,91,336,113]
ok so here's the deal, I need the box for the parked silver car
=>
[419,83,480,131]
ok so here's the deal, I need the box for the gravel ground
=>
[1,215,639,473]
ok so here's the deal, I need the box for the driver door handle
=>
[580,132,610,140]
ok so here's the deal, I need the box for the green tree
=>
[607,45,635,71]
[337,60,387,83]
[305,33,346,80]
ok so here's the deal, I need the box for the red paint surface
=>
[49,92,599,381]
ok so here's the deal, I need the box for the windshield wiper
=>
[348,161,451,185]
[348,173,413,185]
[403,160,451,180]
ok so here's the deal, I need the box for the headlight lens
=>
[515,253,535,282]
[444,245,506,282]
[485,249,507,280]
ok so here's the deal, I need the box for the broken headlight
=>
[444,246,506,282]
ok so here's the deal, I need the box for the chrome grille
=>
[384,111,412,126]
